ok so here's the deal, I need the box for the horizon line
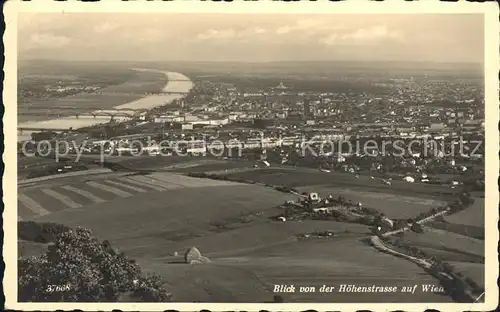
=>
[18,58,484,65]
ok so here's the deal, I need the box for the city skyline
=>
[8,2,497,309]
[18,13,484,63]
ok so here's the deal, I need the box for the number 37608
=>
[46,284,71,292]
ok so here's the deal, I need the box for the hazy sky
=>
[18,13,484,63]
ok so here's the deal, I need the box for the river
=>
[18,70,193,142]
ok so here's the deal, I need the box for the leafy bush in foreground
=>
[19,227,171,302]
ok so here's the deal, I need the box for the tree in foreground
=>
[18,227,171,302]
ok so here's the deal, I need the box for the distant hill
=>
[20,59,483,77]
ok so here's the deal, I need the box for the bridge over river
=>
[17,70,193,142]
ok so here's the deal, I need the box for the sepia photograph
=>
[3,1,498,311]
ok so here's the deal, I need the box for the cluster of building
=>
[142,76,483,138]
[24,73,484,185]
[18,79,103,103]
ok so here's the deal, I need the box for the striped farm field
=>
[18,170,456,302]
[424,197,485,240]
[17,171,244,221]
[443,197,485,228]
[398,228,485,289]
[400,228,484,261]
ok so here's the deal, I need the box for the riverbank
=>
[17,70,193,142]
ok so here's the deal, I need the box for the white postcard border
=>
[3,1,498,311]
